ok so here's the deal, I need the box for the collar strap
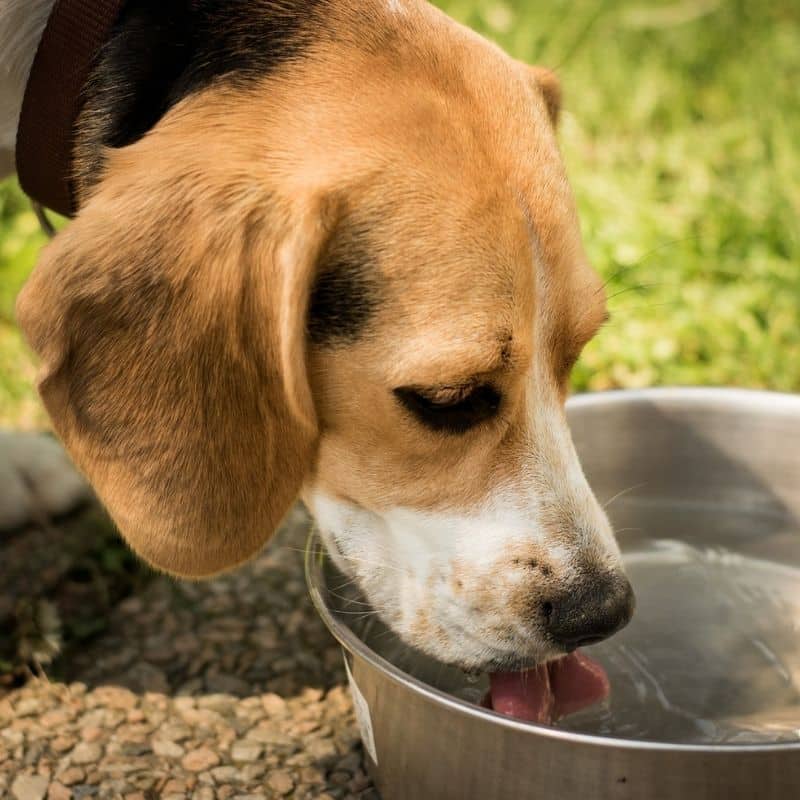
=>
[16,0,127,217]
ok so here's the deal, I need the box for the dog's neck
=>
[2,0,333,200]
[3,0,413,198]
[0,0,55,166]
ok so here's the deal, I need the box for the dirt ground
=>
[0,504,376,800]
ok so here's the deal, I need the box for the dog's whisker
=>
[604,283,662,302]
[277,543,407,575]
[277,544,318,555]
[327,587,374,607]
[604,299,684,316]
[330,608,382,618]
[328,574,365,592]
[602,482,647,510]
[330,576,369,592]
[593,234,703,296]
[338,555,407,575]
[370,626,402,644]
[593,263,642,295]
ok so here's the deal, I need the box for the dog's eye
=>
[393,384,501,434]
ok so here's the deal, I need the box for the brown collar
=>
[15,0,128,217]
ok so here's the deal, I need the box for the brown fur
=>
[17,0,606,577]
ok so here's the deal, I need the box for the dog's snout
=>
[543,571,635,649]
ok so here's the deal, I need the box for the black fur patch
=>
[76,0,328,192]
[308,227,381,346]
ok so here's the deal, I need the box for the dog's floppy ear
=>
[17,131,332,578]
[526,66,561,126]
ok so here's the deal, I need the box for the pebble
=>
[230,742,262,763]
[260,694,288,719]
[70,743,103,765]
[215,767,242,785]
[329,771,351,786]
[299,766,325,785]
[239,764,266,783]
[11,775,49,800]
[80,727,103,743]
[306,737,338,764]
[158,723,192,742]
[337,752,363,773]
[266,770,295,795]
[15,698,45,717]
[50,737,74,754]
[91,687,137,711]
[152,739,185,759]
[56,768,85,786]
[47,783,72,800]
[181,747,221,772]
[244,726,295,748]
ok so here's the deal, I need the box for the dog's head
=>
[17,0,632,670]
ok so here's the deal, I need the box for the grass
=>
[0,180,55,427]
[1,0,798,428]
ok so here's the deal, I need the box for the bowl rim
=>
[305,387,800,754]
[566,385,800,413]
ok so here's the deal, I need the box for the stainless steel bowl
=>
[306,388,800,799]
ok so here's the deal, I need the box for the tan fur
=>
[17,0,607,580]
[16,96,335,576]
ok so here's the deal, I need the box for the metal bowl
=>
[306,388,800,799]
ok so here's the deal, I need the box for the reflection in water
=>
[328,506,800,745]
[559,536,800,743]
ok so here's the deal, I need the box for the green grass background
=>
[1,0,798,428]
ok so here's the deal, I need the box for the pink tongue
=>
[488,651,610,724]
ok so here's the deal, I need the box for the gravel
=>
[0,505,376,799]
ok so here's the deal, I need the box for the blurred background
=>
[2,0,799,430]
[1,0,798,683]
[0,8,798,800]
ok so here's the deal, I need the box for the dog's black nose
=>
[544,571,635,649]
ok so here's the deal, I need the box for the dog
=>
[4,0,633,673]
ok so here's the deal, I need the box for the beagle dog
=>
[6,0,633,673]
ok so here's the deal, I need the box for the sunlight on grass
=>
[0,179,51,428]
[442,0,799,393]
[1,0,798,427]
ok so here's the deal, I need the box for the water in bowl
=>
[333,504,800,745]
[557,536,800,744]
